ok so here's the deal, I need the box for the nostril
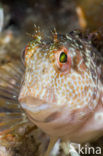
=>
[42,68,47,73]
[42,68,45,73]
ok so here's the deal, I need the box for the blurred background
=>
[0,0,79,34]
[1,0,103,33]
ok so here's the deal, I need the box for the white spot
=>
[95,112,103,121]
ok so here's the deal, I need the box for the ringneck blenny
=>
[1,28,103,156]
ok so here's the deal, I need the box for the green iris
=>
[59,52,67,63]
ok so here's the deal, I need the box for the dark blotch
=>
[44,112,60,122]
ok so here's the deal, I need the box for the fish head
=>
[19,30,99,136]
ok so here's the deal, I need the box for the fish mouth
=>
[19,96,61,123]
[19,96,51,113]
[21,102,50,113]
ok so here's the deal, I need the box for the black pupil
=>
[59,52,67,63]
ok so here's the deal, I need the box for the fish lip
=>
[19,95,64,115]
[21,102,50,113]
[19,96,52,113]
[19,96,56,123]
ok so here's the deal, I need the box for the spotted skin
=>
[19,30,103,143]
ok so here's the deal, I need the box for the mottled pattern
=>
[19,30,101,140]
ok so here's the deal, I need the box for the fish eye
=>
[59,52,67,63]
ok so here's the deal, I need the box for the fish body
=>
[19,29,103,144]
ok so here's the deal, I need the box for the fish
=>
[1,27,103,155]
